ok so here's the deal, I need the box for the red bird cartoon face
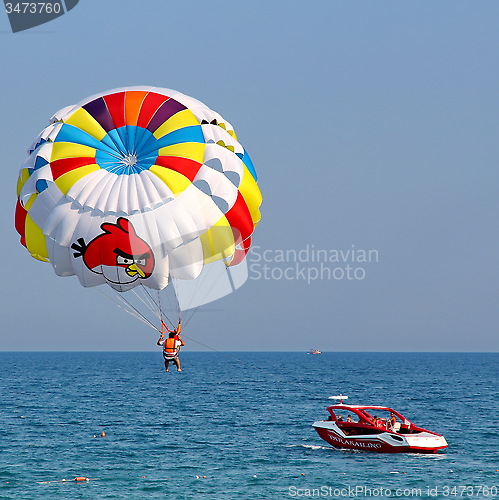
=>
[71,218,155,286]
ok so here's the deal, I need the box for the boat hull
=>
[313,421,448,454]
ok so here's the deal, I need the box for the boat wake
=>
[409,454,448,460]
[286,444,331,451]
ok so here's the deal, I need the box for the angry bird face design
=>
[71,218,155,286]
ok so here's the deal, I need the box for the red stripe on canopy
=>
[50,157,96,180]
[229,236,251,266]
[15,200,27,247]
[103,91,126,129]
[155,156,202,181]
[137,92,171,129]
[225,192,254,244]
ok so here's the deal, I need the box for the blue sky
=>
[1,1,498,351]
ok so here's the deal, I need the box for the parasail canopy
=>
[15,86,262,313]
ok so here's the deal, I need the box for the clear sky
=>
[1,1,498,352]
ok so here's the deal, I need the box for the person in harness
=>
[157,321,185,372]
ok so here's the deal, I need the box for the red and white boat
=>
[312,396,448,453]
[308,349,322,354]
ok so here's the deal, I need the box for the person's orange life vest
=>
[163,337,179,356]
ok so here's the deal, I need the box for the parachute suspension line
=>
[169,274,185,322]
[113,292,158,331]
[176,269,211,324]
[169,277,182,323]
[138,284,175,330]
[157,279,180,327]
[193,251,237,313]
[131,286,162,321]
[181,305,200,329]
[157,290,166,331]
[178,332,314,394]
[95,287,158,332]
[156,288,175,332]
[180,261,233,327]
[177,290,184,324]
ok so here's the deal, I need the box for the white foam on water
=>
[286,444,330,451]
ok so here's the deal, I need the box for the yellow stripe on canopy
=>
[55,164,100,195]
[149,165,191,196]
[65,108,107,141]
[51,142,97,162]
[158,143,205,164]
[153,109,200,139]
[23,194,37,211]
[200,217,235,264]
[239,165,262,225]
[17,168,31,197]
[25,214,49,262]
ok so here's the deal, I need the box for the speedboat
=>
[312,396,448,453]
[308,349,322,354]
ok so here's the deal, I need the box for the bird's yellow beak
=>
[126,263,146,278]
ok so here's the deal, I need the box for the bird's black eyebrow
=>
[113,249,150,260]
[114,248,134,259]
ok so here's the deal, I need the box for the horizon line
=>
[0,350,497,354]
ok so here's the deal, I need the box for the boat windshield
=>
[328,407,404,432]
[328,408,365,424]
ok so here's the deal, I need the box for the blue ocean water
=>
[0,352,497,499]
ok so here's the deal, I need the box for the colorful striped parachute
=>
[15,87,262,317]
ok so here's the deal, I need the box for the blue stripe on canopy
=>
[238,149,257,181]
[34,156,49,170]
[94,126,158,175]
[35,179,49,193]
[140,125,205,157]
[55,124,118,155]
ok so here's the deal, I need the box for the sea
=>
[0,352,497,500]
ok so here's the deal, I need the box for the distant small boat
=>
[308,349,322,354]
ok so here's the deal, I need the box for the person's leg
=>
[164,359,170,372]
[174,357,181,371]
